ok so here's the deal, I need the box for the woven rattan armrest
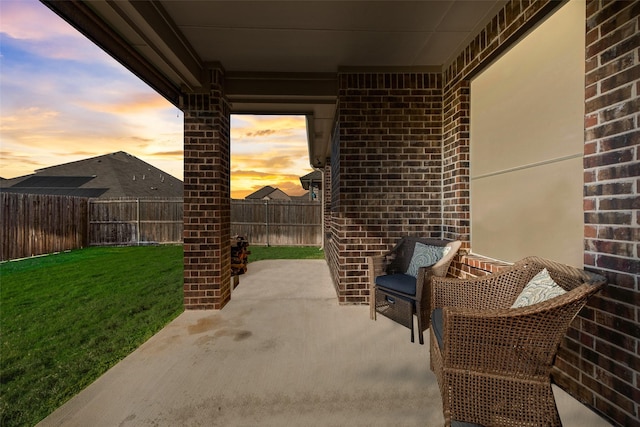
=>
[431,276,512,311]
[368,254,389,277]
[430,240,462,277]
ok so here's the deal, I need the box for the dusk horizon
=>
[0,0,313,200]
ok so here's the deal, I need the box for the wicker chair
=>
[368,237,461,344]
[429,256,606,427]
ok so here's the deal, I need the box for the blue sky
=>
[0,0,312,198]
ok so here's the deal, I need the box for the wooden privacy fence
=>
[1,193,88,261]
[89,198,183,246]
[90,198,321,247]
[231,199,322,246]
[2,195,322,261]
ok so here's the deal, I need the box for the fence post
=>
[88,199,91,247]
[136,198,141,244]
[264,199,270,247]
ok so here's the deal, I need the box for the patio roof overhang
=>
[41,0,507,168]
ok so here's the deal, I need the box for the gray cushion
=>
[405,243,445,277]
[431,308,444,349]
[375,273,416,295]
[452,421,484,427]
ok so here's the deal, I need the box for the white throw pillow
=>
[511,268,567,308]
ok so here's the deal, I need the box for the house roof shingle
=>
[0,151,183,198]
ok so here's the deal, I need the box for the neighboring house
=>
[0,151,182,198]
[299,170,322,202]
[244,186,291,201]
[243,172,322,202]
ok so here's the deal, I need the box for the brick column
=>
[183,67,232,310]
[441,80,470,246]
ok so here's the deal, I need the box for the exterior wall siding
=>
[183,67,232,310]
[577,1,639,425]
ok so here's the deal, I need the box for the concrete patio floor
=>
[39,259,611,426]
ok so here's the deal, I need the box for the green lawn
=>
[248,245,324,262]
[0,246,184,427]
[0,244,323,426]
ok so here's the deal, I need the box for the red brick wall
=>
[183,67,232,310]
[572,1,639,425]
[330,72,443,304]
[322,163,332,244]
[441,80,471,250]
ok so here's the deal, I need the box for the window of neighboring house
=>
[469,0,585,267]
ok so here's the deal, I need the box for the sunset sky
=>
[0,0,313,199]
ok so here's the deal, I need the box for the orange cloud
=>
[0,151,46,178]
[60,150,99,157]
[79,93,172,115]
[231,115,307,143]
[151,150,184,158]
[0,107,60,132]
[232,153,302,171]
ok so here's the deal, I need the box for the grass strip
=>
[247,245,324,262]
[0,245,184,427]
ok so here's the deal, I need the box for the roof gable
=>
[245,186,291,201]
[246,186,276,199]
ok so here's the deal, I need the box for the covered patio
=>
[38,260,609,426]
[41,1,638,425]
